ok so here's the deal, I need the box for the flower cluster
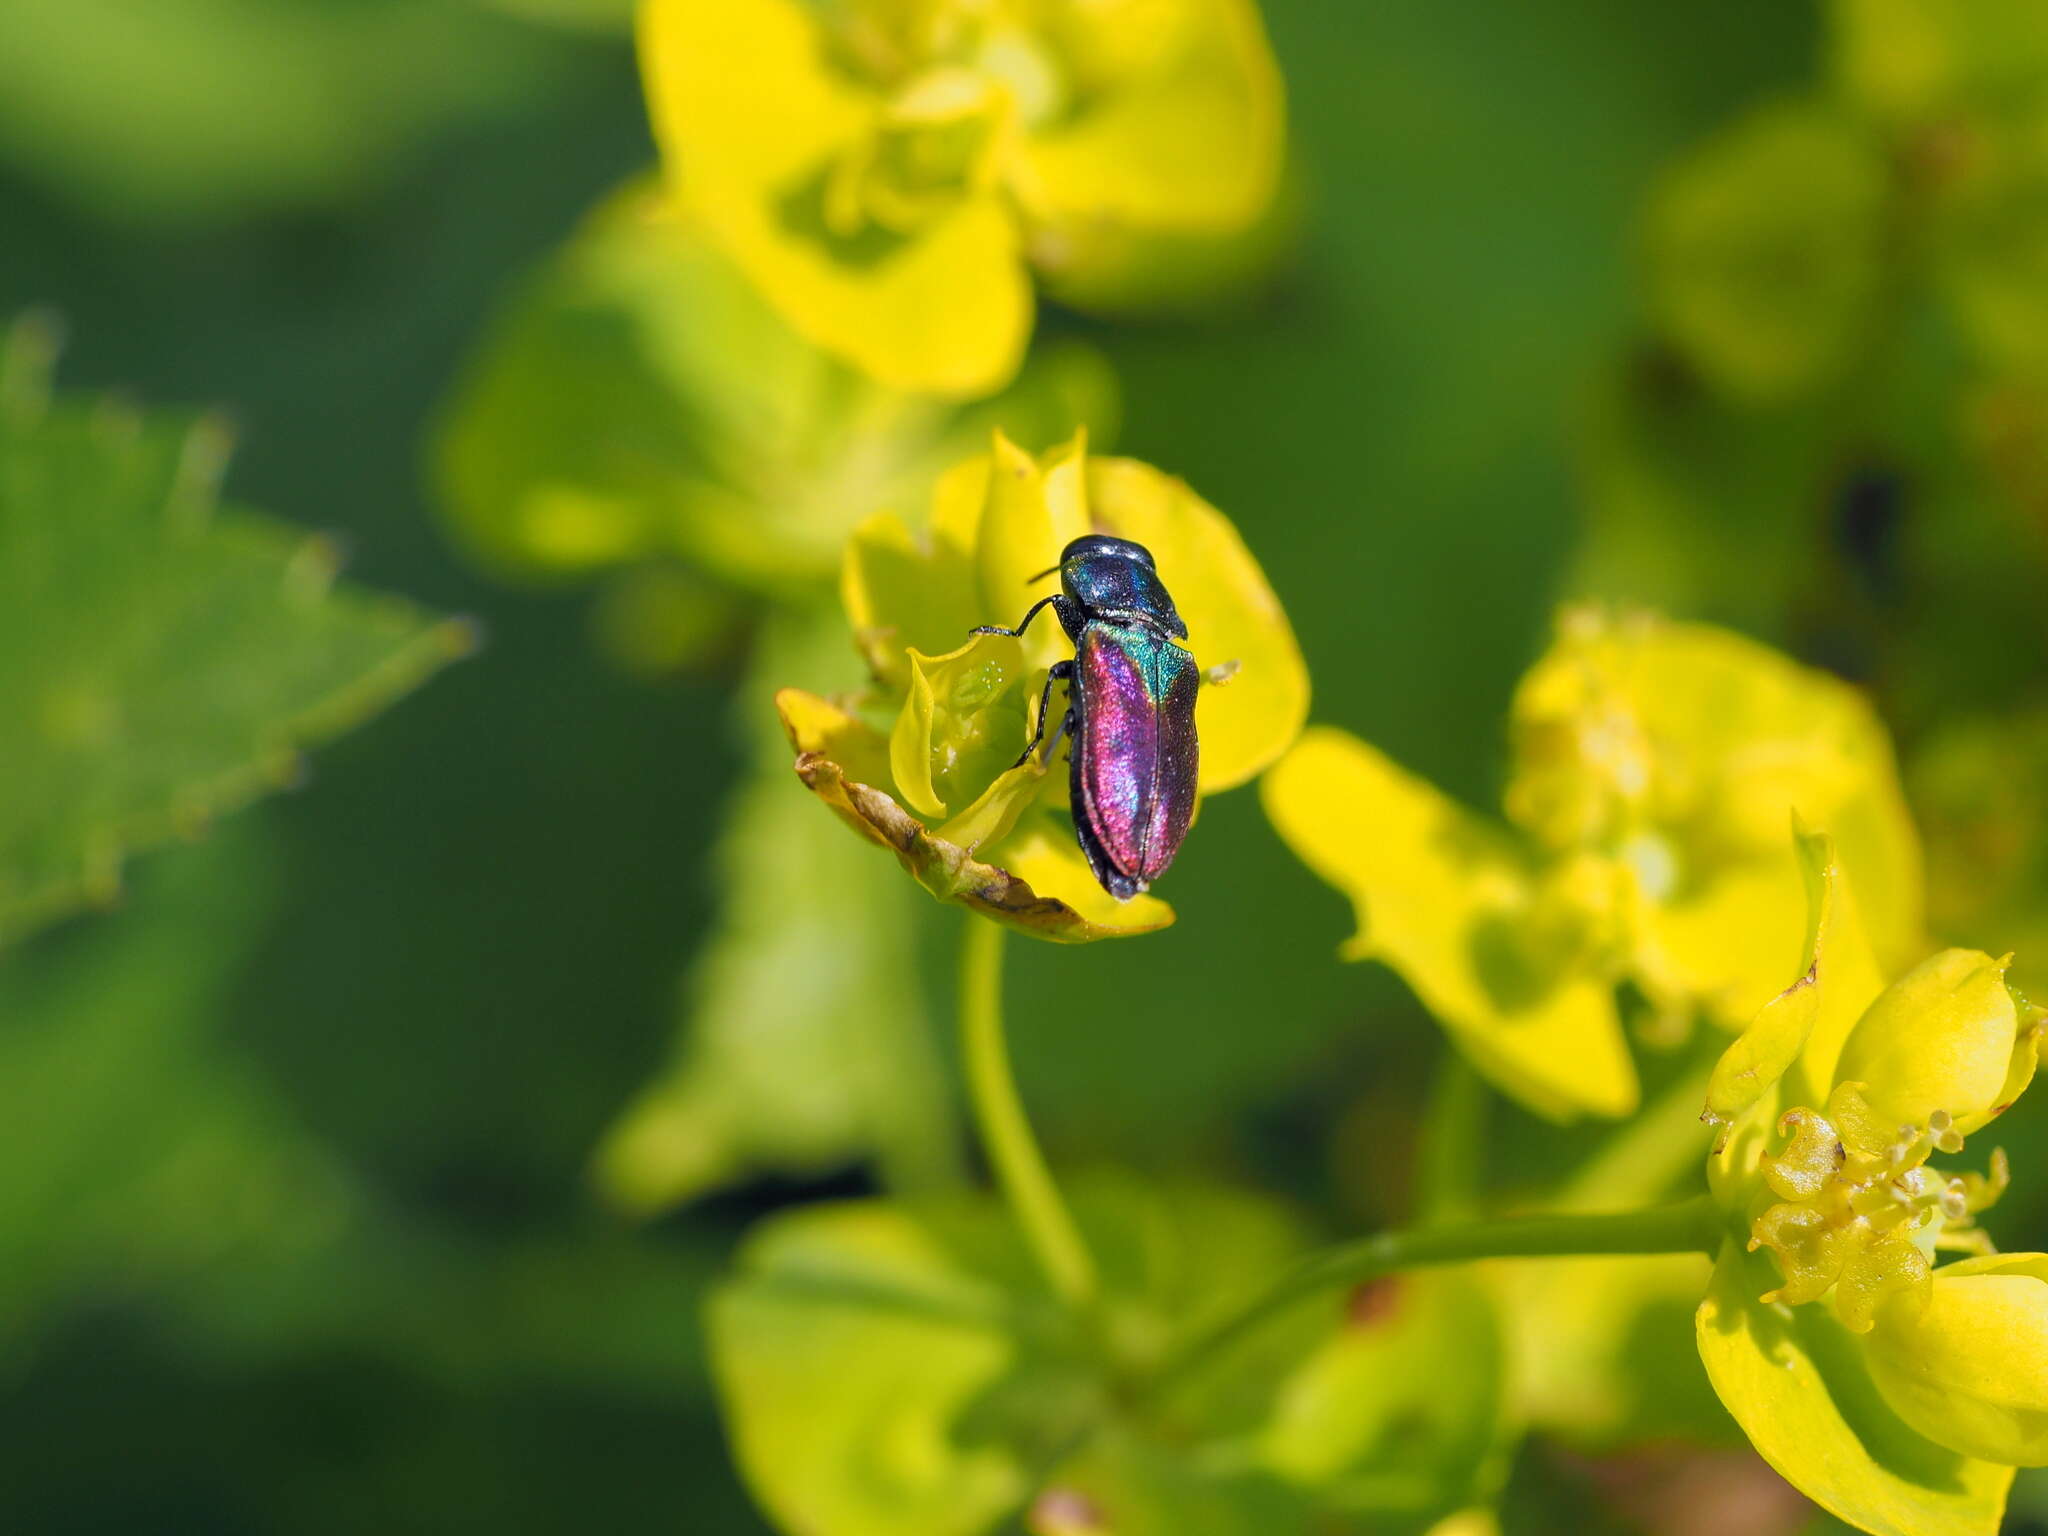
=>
[640,0,1287,395]
[1263,608,1919,1119]
[1698,830,2048,1532]
[779,430,1306,939]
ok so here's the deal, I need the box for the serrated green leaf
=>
[0,331,466,943]
[0,822,353,1350]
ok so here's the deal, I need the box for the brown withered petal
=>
[776,689,1173,943]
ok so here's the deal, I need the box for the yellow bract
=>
[1262,609,1918,1123]
[788,431,1305,940]
[1694,834,2048,1534]
[1834,948,2028,1133]
[1507,610,1921,1024]
[1864,1253,2048,1467]
[638,0,1286,394]
[1260,727,1637,1120]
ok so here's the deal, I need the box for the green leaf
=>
[0,822,352,1347]
[1026,1426,1314,1536]
[432,181,1119,597]
[1695,1240,2015,1536]
[0,326,466,943]
[0,0,578,225]
[709,1179,1292,1536]
[1250,1270,1511,1530]
[711,1177,1517,1536]
[593,618,959,1213]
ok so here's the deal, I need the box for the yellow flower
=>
[1862,1253,2048,1466]
[1696,829,2048,1536]
[434,178,1118,600]
[1262,608,1919,1121]
[638,0,1286,395]
[781,430,1306,941]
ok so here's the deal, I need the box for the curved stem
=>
[1154,1193,1723,1396]
[959,918,1097,1307]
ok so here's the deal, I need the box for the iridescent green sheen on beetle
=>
[973,535,1200,900]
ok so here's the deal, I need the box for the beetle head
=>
[1049,534,1186,639]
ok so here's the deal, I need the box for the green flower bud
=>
[1863,1253,2048,1467]
[1834,949,2021,1132]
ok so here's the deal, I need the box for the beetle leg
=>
[1042,705,1075,767]
[971,594,1068,640]
[1010,659,1074,768]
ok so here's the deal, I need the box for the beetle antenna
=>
[1026,564,1061,583]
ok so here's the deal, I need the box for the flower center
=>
[1749,1079,2009,1330]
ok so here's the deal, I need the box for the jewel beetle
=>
[972,534,1199,900]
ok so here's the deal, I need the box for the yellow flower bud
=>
[1863,1254,2048,1467]
[1834,949,2020,1132]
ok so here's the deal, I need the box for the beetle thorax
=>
[1062,549,1188,639]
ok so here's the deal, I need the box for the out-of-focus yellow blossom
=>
[1262,608,1919,1121]
[779,430,1306,941]
[1696,829,2047,1536]
[1643,97,1889,405]
[435,179,1118,601]
[1829,0,2048,127]
[638,0,1286,395]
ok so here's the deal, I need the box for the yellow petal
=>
[889,634,1032,818]
[1703,825,1888,1166]
[640,0,1031,395]
[1835,949,2022,1133]
[777,685,896,789]
[974,432,1092,675]
[839,382,1121,692]
[843,509,984,690]
[1086,454,1308,790]
[937,760,1051,853]
[1262,728,1637,1120]
[999,818,1174,935]
[1696,1240,2015,1536]
[1865,1254,2048,1465]
[1509,610,1922,1013]
[1013,0,1283,238]
[1638,855,1810,1028]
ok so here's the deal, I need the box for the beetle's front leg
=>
[971,594,1069,641]
[1011,659,1075,768]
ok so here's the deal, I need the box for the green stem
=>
[959,918,1097,1307]
[1416,1052,1487,1226]
[1154,1193,1723,1395]
[1560,1055,1715,1209]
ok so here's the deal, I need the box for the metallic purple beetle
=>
[972,534,1199,900]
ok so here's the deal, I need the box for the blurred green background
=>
[5,1,2046,1532]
